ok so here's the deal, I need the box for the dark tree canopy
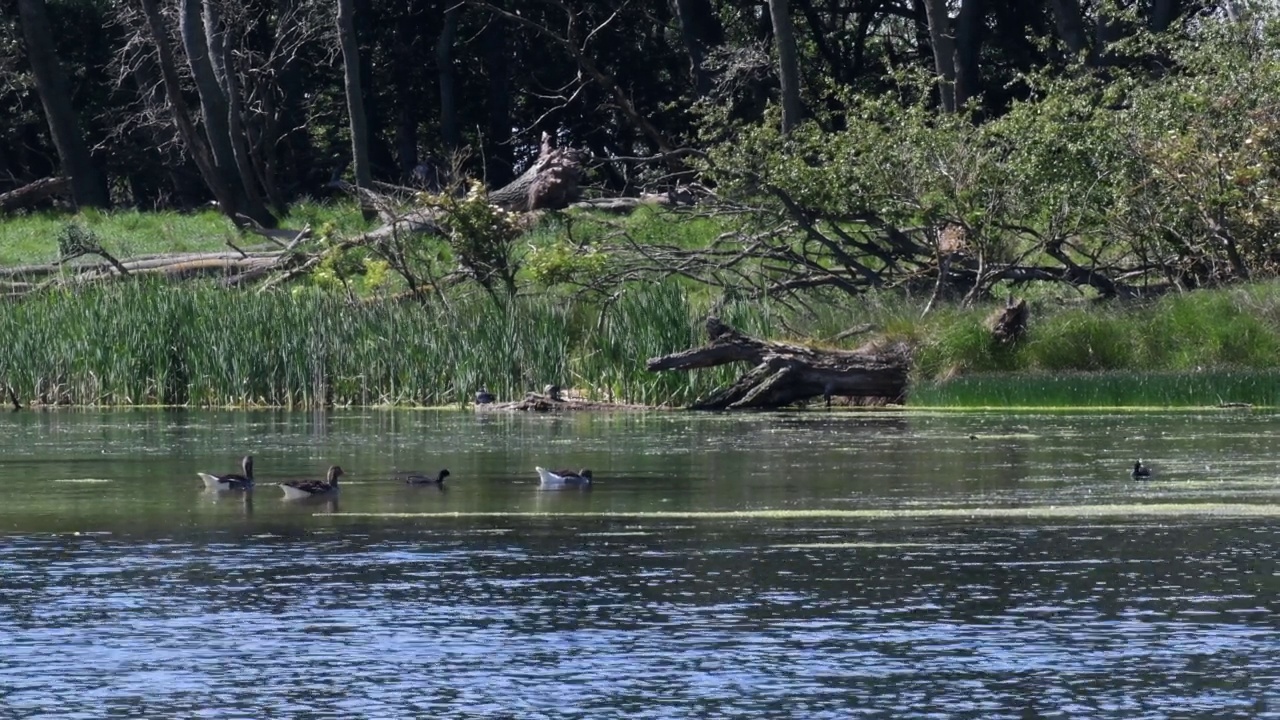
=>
[0,0,1222,205]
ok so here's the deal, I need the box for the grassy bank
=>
[0,202,370,266]
[2,278,1280,408]
[5,200,1280,408]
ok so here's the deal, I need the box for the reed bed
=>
[7,278,1280,409]
[0,281,767,408]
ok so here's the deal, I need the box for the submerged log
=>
[648,317,910,410]
[479,389,652,412]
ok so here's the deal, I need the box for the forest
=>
[2,1,1277,296]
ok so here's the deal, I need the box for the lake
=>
[0,409,1277,718]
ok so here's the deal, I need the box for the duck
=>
[402,468,450,486]
[197,455,254,491]
[535,466,593,488]
[475,387,494,405]
[1131,460,1152,479]
[280,465,344,500]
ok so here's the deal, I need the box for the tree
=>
[673,0,723,98]
[767,0,803,133]
[16,0,109,208]
[337,0,372,190]
[180,0,273,225]
[922,0,958,112]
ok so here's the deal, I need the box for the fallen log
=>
[647,317,910,410]
[0,251,285,280]
[489,133,587,212]
[0,176,71,212]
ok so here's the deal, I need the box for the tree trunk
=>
[0,176,71,212]
[392,11,418,179]
[180,0,244,211]
[437,6,461,151]
[488,135,586,211]
[215,16,276,226]
[673,0,723,98]
[922,0,957,112]
[767,0,803,134]
[1049,0,1088,56]
[953,0,983,110]
[337,0,373,190]
[482,2,512,186]
[17,0,109,209]
[648,317,910,410]
[139,0,241,224]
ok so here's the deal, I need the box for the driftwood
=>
[648,317,910,410]
[479,389,653,412]
[569,187,702,214]
[987,297,1029,344]
[0,177,71,212]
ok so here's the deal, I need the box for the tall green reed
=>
[0,281,764,407]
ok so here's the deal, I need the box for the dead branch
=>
[648,316,910,410]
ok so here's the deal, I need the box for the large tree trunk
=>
[205,2,275,226]
[953,0,984,110]
[673,0,723,98]
[0,176,71,212]
[17,0,109,209]
[648,317,910,410]
[139,0,241,224]
[922,0,957,112]
[482,2,512,186]
[337,0,373,190]
[767,0,803,134]
[180,0,244,210]
[392,11,419,179]
[437,6,461,151]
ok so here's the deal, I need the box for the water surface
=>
[0,409,1277,718]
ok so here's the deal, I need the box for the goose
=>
[402,469,450,486]
[535,466,593,488]
[280,465,344,500]
[198,455,254,491]
[1131,460,1152,479]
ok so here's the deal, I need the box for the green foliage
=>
[525,239,609,287]
[421,181,524,296]
[913,282,1280,384]
[1022,311,1136,371]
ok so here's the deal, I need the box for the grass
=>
[911,369,1280,408]
[0,200,371,266]
[7,205,1280,409]
[0,280,763,408]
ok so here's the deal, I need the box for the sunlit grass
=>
[912,369,1280,408]
[0,200,370,266]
